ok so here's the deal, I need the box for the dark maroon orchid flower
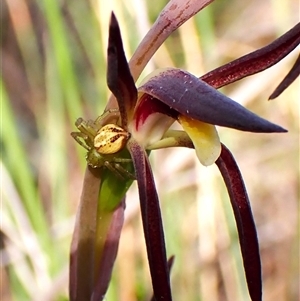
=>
[70,3,299,301]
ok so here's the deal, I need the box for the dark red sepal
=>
[201,23,300,89]
[107,13,137,128]
[216,144,262,301]
[127,139,172,301]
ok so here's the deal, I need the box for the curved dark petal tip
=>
[139,69,288,133]
[269,53,300,100]
[167,255,175,272]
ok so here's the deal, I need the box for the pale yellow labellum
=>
[178,115,221,166]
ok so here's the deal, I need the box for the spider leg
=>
[103,161,126,180]
[94,109,121,129]
[71,132,91,150]
[114,163,136,180]
[113,158,132,163]
[75,118,97,140]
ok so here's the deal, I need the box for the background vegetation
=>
[1,0,299,300]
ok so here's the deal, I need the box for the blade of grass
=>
[1,80,50,247]
[2,162,52,299]
[37,0,82,122]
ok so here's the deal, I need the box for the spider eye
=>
[94,124,130,154]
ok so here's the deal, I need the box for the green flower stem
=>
[93,151,134,283]
[94,169,132,265]
[70,164,133,300]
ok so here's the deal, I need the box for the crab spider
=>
[71,110,135,180]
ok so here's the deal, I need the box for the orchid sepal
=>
[107,12,137,129]
[127,139,172,301]
[201,22,300,89]
[216,144,262,301]
[269,53,300,99]
[138,68,287,133]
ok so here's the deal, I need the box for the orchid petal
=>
[127,139,172,301]
[201,22,300,89]
[130,93,176,147]
[107,13,137,128]
[178,115,221,166]
[269,53,300,99]
[128,0,215,82]
[139,68,287,133]
[216,144,262,301]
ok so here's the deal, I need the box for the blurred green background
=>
[1,0,299,300]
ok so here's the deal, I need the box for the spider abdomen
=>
[94,124,130,154]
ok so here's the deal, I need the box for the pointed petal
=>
[127,140,172,301]
[107,13,137,128]
[216,144,262,301]
[201,23,300,89]
[178,115,221,166]
[269,53,300,99]
[139,68,287,133]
